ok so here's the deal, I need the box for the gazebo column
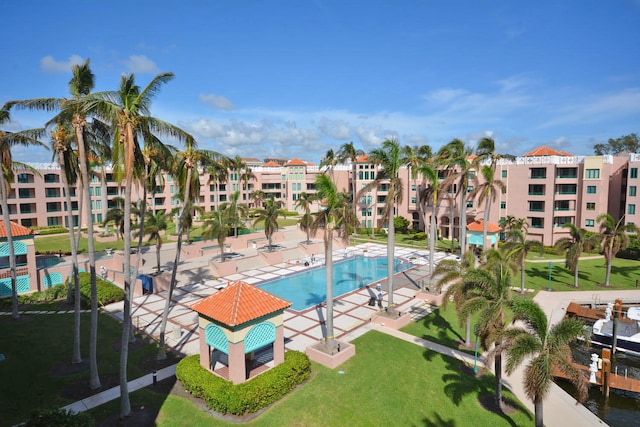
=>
[199,328,210,371]
[228,341,246,384]
[274,325,285,365]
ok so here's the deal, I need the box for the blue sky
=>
[3,0,640,164]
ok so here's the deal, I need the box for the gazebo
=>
[191,280,291,384]
[466,219,501,251]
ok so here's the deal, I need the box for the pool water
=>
[258,256,412,311]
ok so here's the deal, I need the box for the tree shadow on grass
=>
[436,353,532,427]
[421,412,456,426]
[415,307,464,351]
[610,264,637,279]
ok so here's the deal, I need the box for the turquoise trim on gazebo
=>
[205,324,229,354]
[0,276,30,297]
[468,233,497,246]
[244,322,276,354]
[0,241,27,256]
[43,272,63,288]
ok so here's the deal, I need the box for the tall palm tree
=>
[468,164,505,251]
[139,210,170,273]
[416,161,440,282]
[438,139,475,259]
[337,141,364,227]
[202,204,238,262]
[226,190,246,237]
[554,223,596,288]
[403,144,432,233]
[311,173,358,353]
[361,139,405,310]
[49,124,83,363]
[207,160,229,212]
[253,196,286,251]
[319,148,337,176]
[158,141,224,362]
[502,298,588,427]
[294,191,315,244]
[8,59,103,389]
[249,189,266,210]
[459,247,515,407]
[83,71,190,416]
[103,197,140,240]
[498,215,527,242]
[503,229,543,294]
[0,105,47,320]
[596,213,637,287]
[433,250,476,347]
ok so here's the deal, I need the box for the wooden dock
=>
[566,301,605,321]
[553,364,640,393]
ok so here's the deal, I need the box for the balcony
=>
[0,266,29,278]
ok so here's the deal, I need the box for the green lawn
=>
[0,312,177,427]
[90,331,532,426]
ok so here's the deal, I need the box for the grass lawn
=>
[0,311,178,427]
[90,331,532,426]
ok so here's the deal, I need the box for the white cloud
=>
[316,117,351,140]
[199,93,234,111]
[122,55,160,74]
[40,54,84,73]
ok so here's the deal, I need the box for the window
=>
[530,168,546,179]
[530,217,544,228]
[467,186,473,193]
[555,184,577,195]
[501,170,507,178]
[500,201,506,209]
[411,197,417,204]
[529,201,545,212]
[556,167,577,178]
[585,219,594,227]
[359,171,363,180]
[555,200,572,211]
[631,186,637,197]
[586,169,600,179]
[587,186,596,194]
[466,200,473,208]
[629,204,636,215]
[586,202,595,211]
[631,168,638,179]
[554,216,573,227]
[528,184,545,195]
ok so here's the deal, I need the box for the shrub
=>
[25,408,92,427]
[410,232,426,241]
[35,227,69,236]
[67,272,124,309]
[176,350,311,415]
[394,216,410,233]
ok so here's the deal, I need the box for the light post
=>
[547,261,553,291]
[473,323,479,374]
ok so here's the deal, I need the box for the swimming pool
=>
[258,256,412,311]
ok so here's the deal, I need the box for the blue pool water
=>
[258,256,412,311]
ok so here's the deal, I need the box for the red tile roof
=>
[262,160,281,167]
[0,221,33,238]
[466,219,501,233]
[356,154,369,162]
[523,146,573,157]
[191,281,291,326]
[286,158,307,166]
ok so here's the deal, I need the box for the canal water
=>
[556,344,640,426]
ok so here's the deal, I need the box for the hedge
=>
[69,272,124,308]
[25,408,92,427]
[176,351,311,415]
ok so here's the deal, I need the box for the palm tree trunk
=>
[574,264,579,288]
[429,208,436,284]
[352,163,358,234]
[0,170,19,320]
[534,396,543,427]
[60,154,82,364]
[605,245,613,286]
[386,196,395,309]
[157,166,192,360]
[459,182,467,258]
[325,226,336,351]
[74,116,101,390]
[495,346,503,406]
[465,315,471,347]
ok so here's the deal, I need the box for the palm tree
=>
[554,224,596,288]
[319,148,337,175]
[596,213,637,287]
[253,196,286,251]
[226,190,247,237]
[361,139,405,310]
[294,191,315,244]
[83,71,190,416]
[139,210,170,272]
[158,141,224,362]
[337,141,364,227]
[459,248,515,407]
[502,298,588,427]
[498,215,527,242]
[468,164,505,251]
[433,250,476,347]
[202,205,237,262]
[311,173,358,353]
[416,161,440,282]
[207,160,229,212]
[249,189,266,211]
[0,105,47,320]
[103,197,140,240]
[403,144,432,234]
[438,139,475,259]
[503,229,543,294]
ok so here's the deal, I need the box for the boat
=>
[591,304,640,355]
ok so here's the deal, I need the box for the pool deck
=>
[102,228,454,356]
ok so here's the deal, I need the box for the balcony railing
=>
[0,266,29,278]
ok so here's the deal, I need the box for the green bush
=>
[410,232,427,241]
[26,408,92,427]
[35,227,69,236]
[394,216,410,233]
[68,272,124,309]
[176,351,311,415]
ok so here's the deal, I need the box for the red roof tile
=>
[356,154,369,162]
[466,219,501,233]
[262,161,281,167]
[286,158,307,166]
[0,221,33,238]
[191,281,291,326]
[523,146,573,157]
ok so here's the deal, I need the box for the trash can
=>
[368,297,376,307]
